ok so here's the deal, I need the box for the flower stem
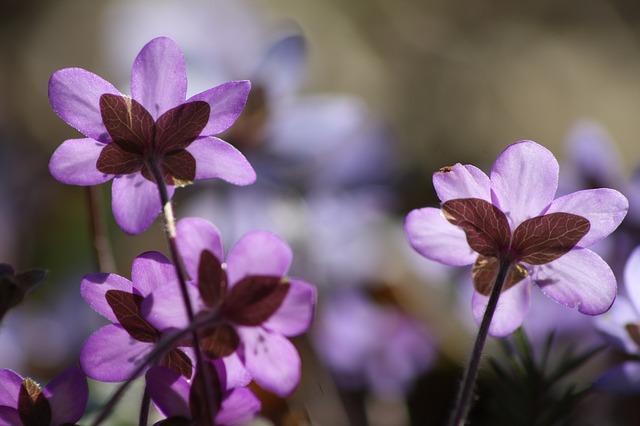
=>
[85,186,116,273]
[448,259,512,426]
[138,386,151,426]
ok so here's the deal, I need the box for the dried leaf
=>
[99,94,154,151]
[223,276,290,326]
[96,142,144,175]
[199,323,240,359]
[162,150,196,186]
[155,101,210,153]
[197,250,226,308]
[472,256,528,296]
[18,378,51,426]
[189,365,222,425]
[160,349,193,379]
[106,290,158,343]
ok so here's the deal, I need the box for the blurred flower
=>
[48,36,255,234]
[406,140,628,337]
[0,263,46,321]
[0,367,88,426]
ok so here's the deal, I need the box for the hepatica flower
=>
[0,367,88,426]
[48,36,256,234]
[405,140,628,337]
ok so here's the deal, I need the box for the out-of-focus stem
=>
[85,186,116,273]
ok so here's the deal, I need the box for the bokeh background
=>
[3,0,640,424]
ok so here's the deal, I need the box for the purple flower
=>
[48,36,256,234]
[80,251,193,382]
[146,363,260,426]
[405,140,628,337]
[0,367,88,426]
[143,217,316,397]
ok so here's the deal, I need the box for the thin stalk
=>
[138,386,151,426]
[85,186,116,273]
[448,259,512,426]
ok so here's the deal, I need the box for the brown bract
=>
[18,378,51,426]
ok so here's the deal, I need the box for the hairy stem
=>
[85,186,116,273]
[448,259,512,426]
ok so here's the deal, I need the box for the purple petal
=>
[404,207,477,266]
[187,80,251,135]
[142,282,201,332]
[145,367,190,418]
[237,327,300,397]
[472,278,531,338]
[433,164,490,202]
[226,231,293,287]
[595,361,640,394]
[130,37,187,119]
[535,248,616,315]
[81,273,133,322]
[546,188,628,247]
[49,138,113,185]
[112,173,172,235]
[490,141,559,227]
[221,354,251,389]
[175,217,224,282]
[49,68,121,142]
[0,370,22,408]
[80,324,153,382]
[186,137,256,185]
[216,388,261,426]
[253,34,306,99]
[131,251,177,296]
[625,246,640,315]
[0,406,20,426]
[262,279,316,337]
[42,367,88,424]
[594,297,639,354]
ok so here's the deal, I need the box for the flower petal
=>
[625,246,640,314]
[221,354,251,389]
[42,367,88,425]
[112,173,172,235]
[145,367,190,418]
[142,282,201,332]
[49,68,121,142]
[130,37,187,119]
[80,324,153,382]
[253,33,306,99]
[593,297,639,354]
[0,370,22,408]
[535,248,616,315]
[472,278,531,338]
[131,251,177,296]
[404,207,477,266]
[545,188,628,247]
[49,138,113,185]
[176,217,224,282]
[216,388,261,426]
[0,406,20,426]
[595,361,640,394]
[186,137,256,185]
[433,164,490,202]
[490,141,559,227]
[81,272,133,322]
[262,279,316,337]
[226,231,293,286]
[187,80,251,135]
[237,327,300,397]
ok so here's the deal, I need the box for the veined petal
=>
[187,80,251,135]
[472,278,531,338]
[42,367,88,425]
[111,173,172,235]
[433,164,490,202]
[145,367,190,418]
[535,248,616,315]
[216,388,261,426]
[186,137,256,185]
[490,141,559,227]
[49,138,113,185]
[0,370,22,408]
[80,324,153,382]
[404,207,477,266]
[176,217,224,282]
[226,231,292,286]
[237,327,300,397]
[546,188,628,247]
[81,272,133,322]
[131,251,177,296]
[130,37,187,119]
[48,68,120,142]
[262,279,316,337]
[625,246,640,314]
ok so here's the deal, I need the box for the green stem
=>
[448,259,512,426]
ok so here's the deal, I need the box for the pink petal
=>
[472,278,531,338]
[624,246,640,315]
[48,68,121,142]
[535,248,617,315]
[145,367,190,418]
[433,163,490,202]
[131,251,177,296]
[226,231,293,286]
[546,188,628,247]
[42,367,88,424]
[237,327,300,397]
[262,279,316,337]
[490,141,559,228]
[130,37,187,119]
[404,207,477,266]
[216,388,261,426]
[187,80,251,135]
[81,272,133,322]
[80,324,153,382]
[175,217,224,281]
[186,137,256,185]
[0,370,22,408]
[49,138,113,185]
[111,173,172,235]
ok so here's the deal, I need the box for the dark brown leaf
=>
[155,417,193,426]
[472,256,528,296]
[162,150,196,186]
[197,250,227,308]
[199,323,240,358]
[106,290,158,343]
[96,142,144,175]
[442,198,511,257]
[160,349,193,379]
[189,364,222,425]
[223,276,290,326]
[155,101,210,153]
[100,94,154,151]
[511,213,590,265]
[18,378,51,426]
